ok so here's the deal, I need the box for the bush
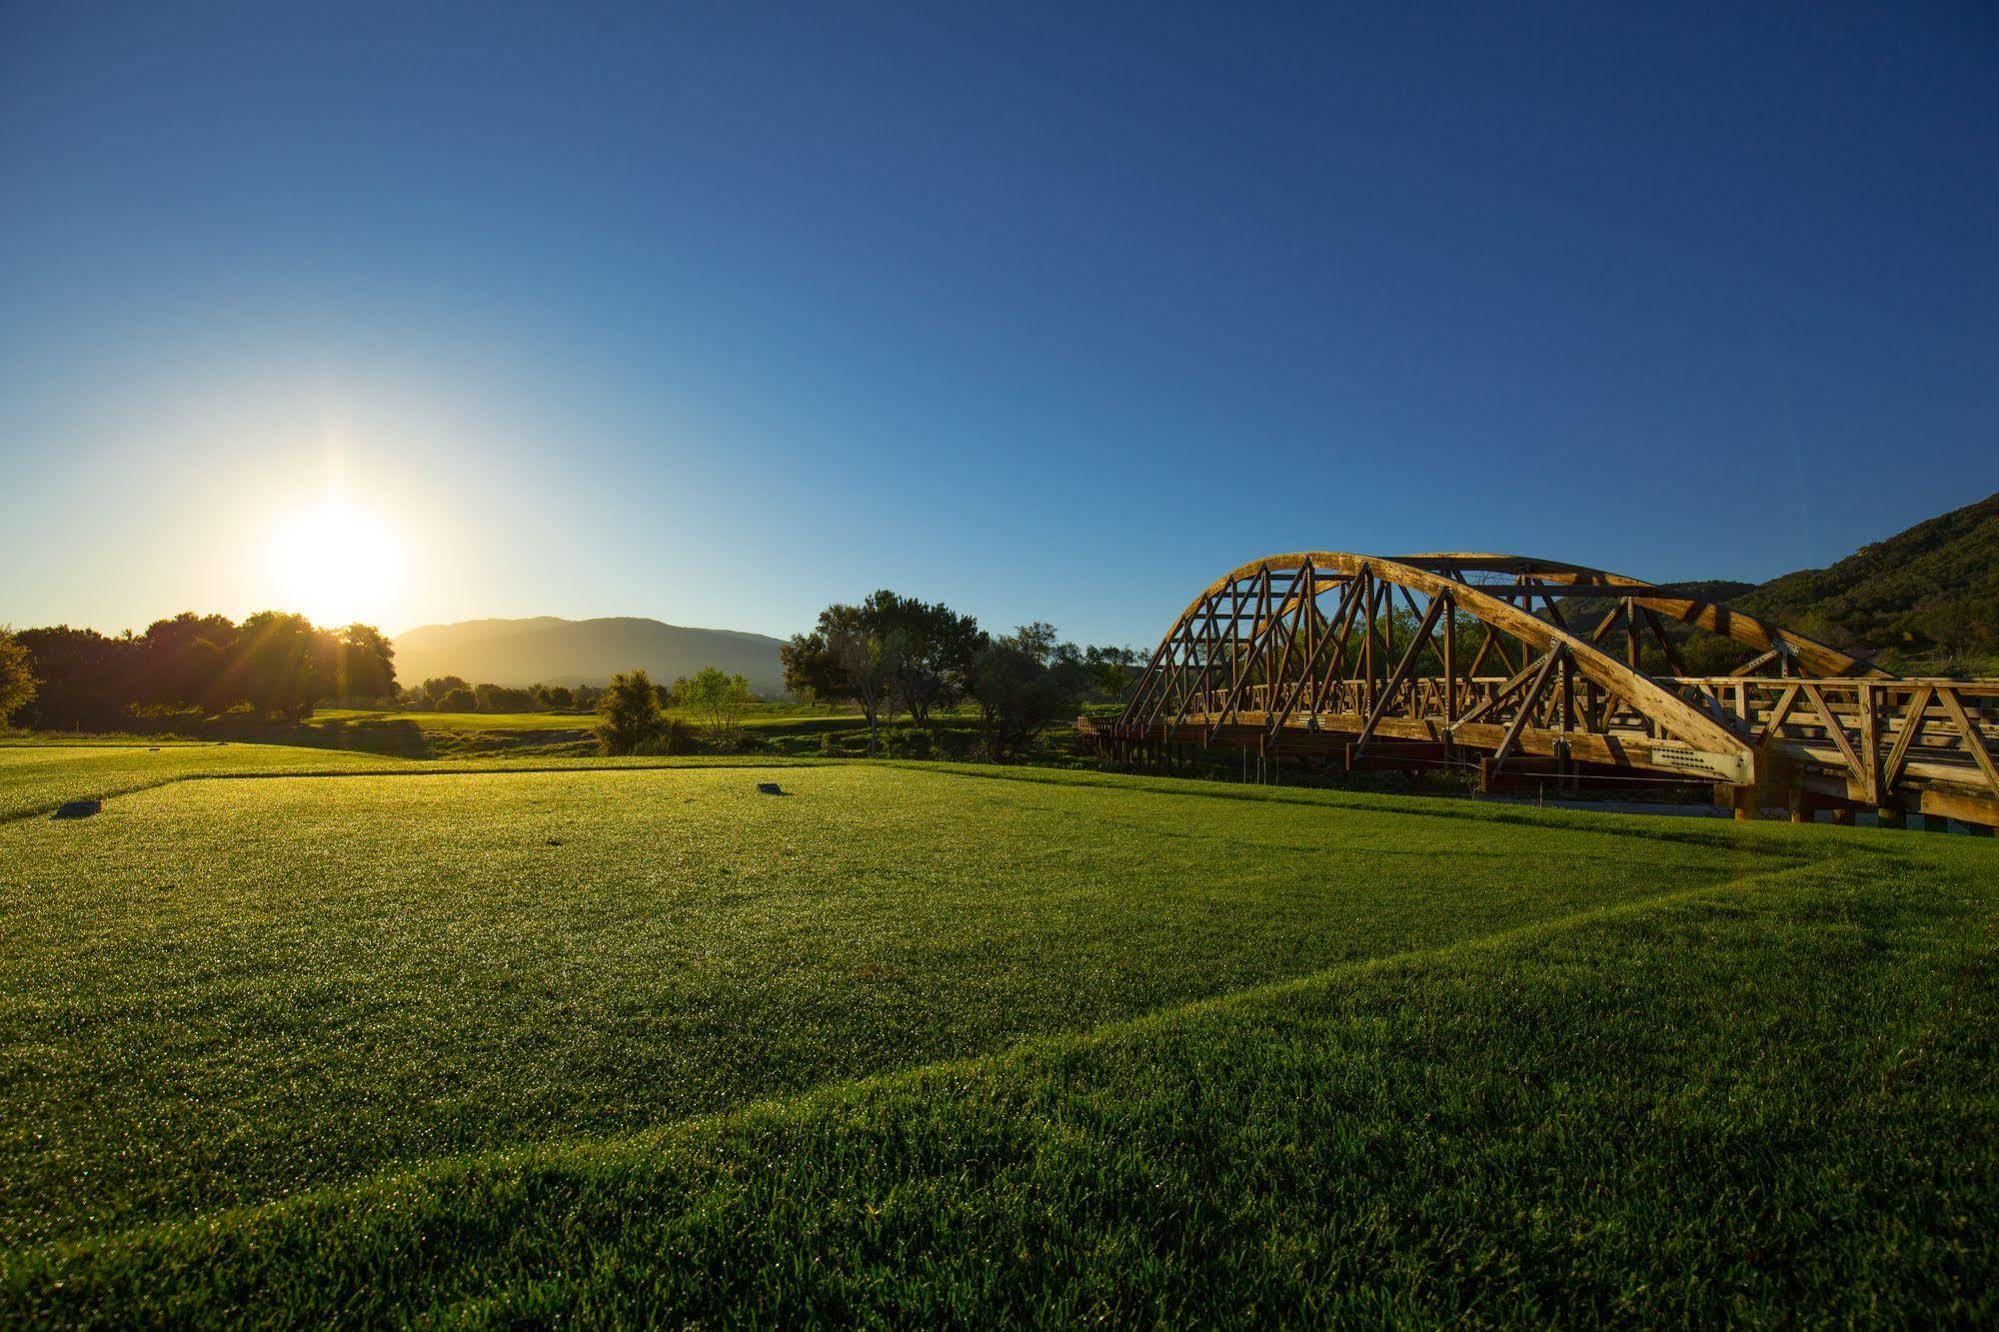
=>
[889,727,932,759]
[595,669,665,755]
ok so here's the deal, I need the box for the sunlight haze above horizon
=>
[4,2,1996,646]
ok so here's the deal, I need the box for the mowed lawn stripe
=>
[0,743,417,823]
[0,764,1761,1246]
[4,831,1989,1326]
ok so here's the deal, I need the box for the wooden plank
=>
[1936,686,1999,801]
[1752,684,1800,747]
[1801,682,1865,784]
[1881,684,1935,791]
[1488,646,1563,774]
[1354,595,1447,755]
[1730,647,1781,677]
[1858,682,1882,806]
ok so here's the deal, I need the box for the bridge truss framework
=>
[1082,553,1999,829]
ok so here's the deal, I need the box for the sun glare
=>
[266,495,409,628]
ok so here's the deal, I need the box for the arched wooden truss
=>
[1083,553,1999,828]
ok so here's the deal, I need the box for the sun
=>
[266,495,410,628]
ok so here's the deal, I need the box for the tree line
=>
[402,676,599,713]
[0,592,1142,759]
[0,613,395,730]
[779,590,1137,757]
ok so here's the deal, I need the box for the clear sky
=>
[3,2,1995,647]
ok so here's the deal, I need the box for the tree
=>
[674,666,752,744]
[320,624,397,703]
[781,628,847,707]
[10,626,140,730]
[786,592,979,748]
[231,612,325,720]
[0,627,35,725]
[965,622,1085,760]
[436,685,478,713]
[474,682,534,712]
[594,668,664,755]
[864,591,979,729]
[139,613,238,710]
[1083,644,1141,702]
[786,603,895,751]
[419,676,473,710]
[831,617,899,754]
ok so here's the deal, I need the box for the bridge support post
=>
[1729,786,1759,821]
[1877,807,1906,830]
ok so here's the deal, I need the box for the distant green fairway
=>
[316,701,854,732]
[1,752,1993,1323]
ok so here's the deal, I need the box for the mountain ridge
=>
[393,616,789,696]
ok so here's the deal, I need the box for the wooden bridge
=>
[1082,553,1999,829]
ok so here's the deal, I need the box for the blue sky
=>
[3,2,1995,647]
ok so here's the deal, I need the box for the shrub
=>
[595,670,664,755]
[632,719,696,757]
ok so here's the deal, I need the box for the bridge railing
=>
[1134,673,1999,809]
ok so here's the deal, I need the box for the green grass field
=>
[302,702,892,758]
[1,747,1992,1323]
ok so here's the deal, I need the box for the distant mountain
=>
[1734,490,1999,667]
[392,617,789,696]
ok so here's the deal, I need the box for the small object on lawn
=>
[53,799,102,820]
[757,782,784,795]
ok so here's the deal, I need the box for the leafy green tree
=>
[674,666,752,744]
[787,592,979,746]
[1082,644,1141,701]
[864,591,979,729]
[966,623,1085,760]
[0,627,36,724]
[782,627,847,707]
[787,602,896,750]
[594,668,664,755]
[832,619,899,754]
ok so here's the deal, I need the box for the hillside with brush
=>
[1735,491,1999,670]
